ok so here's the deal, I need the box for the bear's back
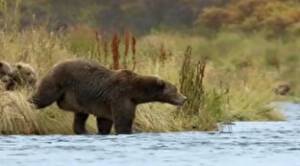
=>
[52,59,115,106]
[50,59,112,84]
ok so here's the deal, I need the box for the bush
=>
[199,0,300,36]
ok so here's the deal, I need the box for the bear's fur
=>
[274,81,291,96]
[0,61,14,90]
[0,61,13,77]
[30,59,186,134]
[0,61,37,90]
[10,62,38,89]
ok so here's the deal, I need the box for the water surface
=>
[0,102,299,166]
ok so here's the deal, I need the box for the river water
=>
[0,102,299,166]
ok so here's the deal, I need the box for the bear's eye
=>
[156,80,165,90]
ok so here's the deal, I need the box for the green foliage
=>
[178,47,234,130]
[0,0,297,135]
[0,25,296,134]
[199,0,300,36]
[0,0,232,34]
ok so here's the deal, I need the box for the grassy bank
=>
[1,28,297,134]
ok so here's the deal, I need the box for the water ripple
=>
[0,103,299,166]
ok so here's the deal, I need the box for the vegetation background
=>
[0,0,299,134]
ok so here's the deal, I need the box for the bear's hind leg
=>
[73,112,89,134]
[97,117,113,135]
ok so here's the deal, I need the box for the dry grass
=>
[0,28,291,135]
[0,90,40,134]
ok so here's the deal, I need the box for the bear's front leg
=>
[73,112,89,134]
[111,100,136,134]
[97,117,113,135]
[114,116,134,134]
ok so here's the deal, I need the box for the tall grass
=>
[0,27,294,134]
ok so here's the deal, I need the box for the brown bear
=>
[30,59,187,134]
[0,61,13,77]
[0,61,37,90]
[10,62,38,90]
[274,81,291,96]
[0,61,14,90]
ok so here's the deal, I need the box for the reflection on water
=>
[0,102,299,166]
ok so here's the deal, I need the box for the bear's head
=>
[12,62,37,86]
[0,75,16,90]
[0,61,12,78]
[153,79,187,106]
[117,70,186,106]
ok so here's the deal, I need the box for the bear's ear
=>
[0,62,2,67]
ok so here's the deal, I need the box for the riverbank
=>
[0,28,295,134]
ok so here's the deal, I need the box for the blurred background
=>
[0,0,228,34]
[1,0,300,36]
[0,0,299,134]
